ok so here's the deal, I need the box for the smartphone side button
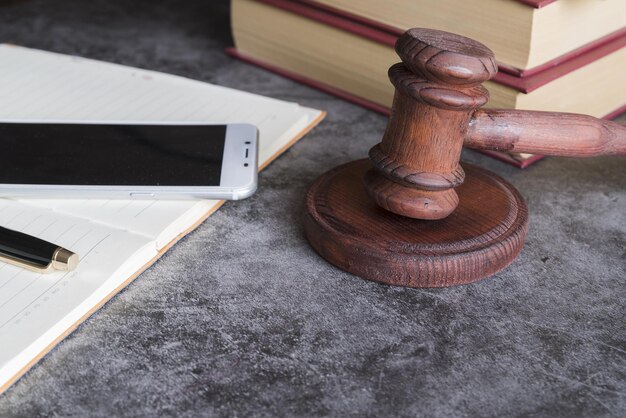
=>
[129,192,155,199]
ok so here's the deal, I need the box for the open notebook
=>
[0,45,325,393]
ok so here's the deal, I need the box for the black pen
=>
[0,226,79,273]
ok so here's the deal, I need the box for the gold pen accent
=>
[0,248,79,273]
[51,248,80,272]
[0,226,80,274]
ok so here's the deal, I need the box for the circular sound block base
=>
[304,160,528,288]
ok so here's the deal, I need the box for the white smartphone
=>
[0,121,259,200]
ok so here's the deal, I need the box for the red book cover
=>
[285,0,626,84]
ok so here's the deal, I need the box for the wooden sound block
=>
[304,159,528,288]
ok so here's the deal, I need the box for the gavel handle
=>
[466,109,626,157]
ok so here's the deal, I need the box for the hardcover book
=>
[230,0,626,166]
[299,0,626,72]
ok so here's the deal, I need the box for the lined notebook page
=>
[0,44,324,391]
[0,199,155,383]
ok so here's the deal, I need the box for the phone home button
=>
[129,192,155,199]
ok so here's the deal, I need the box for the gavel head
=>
[364,28,498,220]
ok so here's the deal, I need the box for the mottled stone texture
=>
[0,0,625,416]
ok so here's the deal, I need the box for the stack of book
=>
[229,0,626,167]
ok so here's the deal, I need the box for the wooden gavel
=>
[304,28,625,288]
[365,28,626,220]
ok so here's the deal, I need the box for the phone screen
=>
[0,123,227,186]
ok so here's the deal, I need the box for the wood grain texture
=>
[387,63,490,110]
[466,109,626,156]
[365,27,625,222]
[304,27,624,289]
[365,88,469,219]
[395,28,497,86]
[364,28,498,220]
[305,160,528,288]
[364,168,459,220]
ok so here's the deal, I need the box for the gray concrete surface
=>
[0,0,624,416]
